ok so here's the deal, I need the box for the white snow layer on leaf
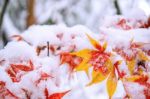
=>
[0,41,36,64]
[100,27,150,47]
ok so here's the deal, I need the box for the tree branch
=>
[26,0,36,27]
[0,0,9,31]
[114,0,121,15]
[0,0,9,46]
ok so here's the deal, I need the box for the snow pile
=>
[100,15,148,30]
[0,23,149,99]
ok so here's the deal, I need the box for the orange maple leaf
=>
[48,90,70,99]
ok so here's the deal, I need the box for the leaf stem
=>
[114,63,130,97]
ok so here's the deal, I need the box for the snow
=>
[124,82,146,99]
[21,25,95,53]
[3,14,20,39]
[0,41,36,64]
[0,15,150,99]
[100,28,150,46]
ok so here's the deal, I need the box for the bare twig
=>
[0,0,9,31]
[0,0,9,46]
[26,0,36,27]
[114,0,121,15]
[47,42,50,57]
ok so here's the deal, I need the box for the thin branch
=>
[0,0,9,31]
[47,41,50,57]
[0,0,9,46]
[114,0,121,15]
[26,0,36,27]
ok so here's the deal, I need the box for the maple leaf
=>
[6,60,34,82]
[60,52,82,73]
[87,69,108,86]
[138,50,150,61]
[125,49,149,75]
[48,90,70,99]
[60,34,120,98]
[123,74,150,99]
[126,59,136,75]
[116,19,132,30]
[70,49,92,76]
[114,40,150,76]
[71,49,91,59]
[71,34,109,75]
[0,81,18,99]
[61,34,114,83]
[35,72,53,86]
[10,60,34,72]
[130,42,149,48]
[44,87,70,99]
[36,45,47,56]
[6,89,19,99]
[107,67,117,99]
[74,59,91,76]
[6,68,19,82]
[87,59,114,86]
[86,34,106,52]
[11,35,23,41]
[124,74,148,83]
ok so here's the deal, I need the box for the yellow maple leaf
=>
[87,69,108,86]
[126,59,135,75]
[107,67,117,99]
[124,75,141,82]
[74,59,91,76]
[124,74,148,83]
[138,50,150,61]
[86,34,104,51]
[71,49,91,59]
[70,49,92,76]
[87,59,114,86]
[105,59,113,72]
[102,42,107,51]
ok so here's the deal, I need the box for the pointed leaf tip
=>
[107,68,117,98]
[86,34,103,51]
